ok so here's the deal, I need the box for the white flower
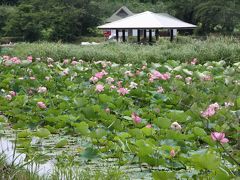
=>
[171,122,182,131]
[106,77,114,84]
[124,64,132,67]
[62,69,69,75]
[124,71,133,77]
[129,82,138,89]
[185,77,192,84]
[47,57,54,63]
[45,76,51,81]
[5,95,12,101]
[157,86,164,93]
[37,86,47,93]
[224,102,234,107]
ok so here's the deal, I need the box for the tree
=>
[0,0,20,5]
[0,6,16,36]
[3,0,102,41]
[194,0,240,34]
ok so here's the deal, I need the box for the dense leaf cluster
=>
[0,56,239,178]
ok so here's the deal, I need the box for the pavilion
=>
[98,11,196,42]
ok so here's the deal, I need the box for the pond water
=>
[0,124,153,179]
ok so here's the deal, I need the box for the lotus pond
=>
[0,56,239,179]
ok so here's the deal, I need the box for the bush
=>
[0,36,24,44]
[1,36,240,64]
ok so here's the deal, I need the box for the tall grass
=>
[0,151,128,180]
[1,36,240,64]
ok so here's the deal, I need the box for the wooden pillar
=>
[122,29,126,42]
[144,29,147,39]
[156,29,159,41]
[137,29,141,43]
[149,29,152,43]
[170,29,173,42]
[116,29,119,42]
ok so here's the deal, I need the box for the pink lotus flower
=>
[201,75,212,81]
[5,95,12,101]
[124,71,134,77]
[146,124,152,128]
[162,73,171,80]
[149,71,170,81]
[201,103,220,118]
[11,57,21,64]
[37,86,47,93]
[106,77,114,84]
[27,56,33,62]
[191,58,197,65]
[131,113,141,124]
[96,84,104,92]
[101,70,108,76]
[110,85,116,89]
[185,77,192,84]
[170,149,176,157]
[149,77,154,83]
[209,103,220,110]
[117,81,122,88]
[63,69,69,75]
[201,108,216,118]
[211,132,229,144]
[71,61,78,65]
[157,86,164,93]
[152,70,162,79]
[37,102,47,109]
[117,88,129,96]
[63,59,69,64]
[3,55,10,60]
[90,76,98,83]
[9,91,16,97]
[95,72,104,79]
[175,75,183,79]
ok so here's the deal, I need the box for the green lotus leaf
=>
[55,139,68,148]
[35,128,51,138]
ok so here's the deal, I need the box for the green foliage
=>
[1,0,101,42]
[0,6,17,36]
[2,37,240,64]
[0,55,239,178]
[80,147,99,160]
[55,139,68,148]
[34,128,51,138]
[152,171,176,180]
[1,0,240,42]
[194,0,240,34]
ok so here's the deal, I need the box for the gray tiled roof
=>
[106,6,134,23]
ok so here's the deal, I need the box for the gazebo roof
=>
[106,6,134,23]
[99,11,196,29]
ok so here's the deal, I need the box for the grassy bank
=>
[1,36,240,64]
[0,152,127,180]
